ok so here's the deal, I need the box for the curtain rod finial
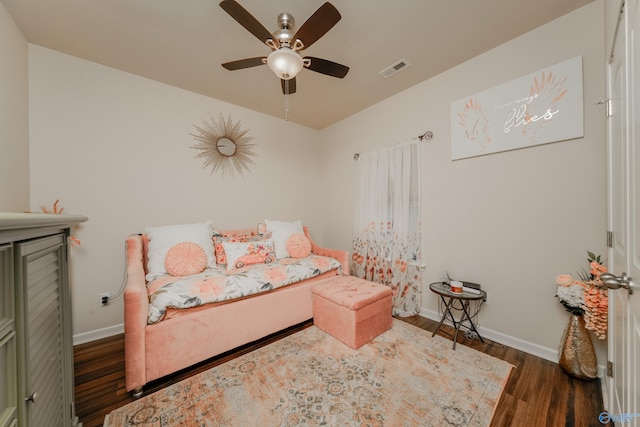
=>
[418,131,433,141]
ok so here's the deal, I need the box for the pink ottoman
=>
[312,276,393,349]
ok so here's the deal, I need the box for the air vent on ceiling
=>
[379,59,411,78]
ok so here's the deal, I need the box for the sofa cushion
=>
[287,233,311,258]
[164,242,208,276]
[146,254,343,324]
[145,221,215,281]
[222,239,275,270]
[213,232,268,266]
[265,219,304,259]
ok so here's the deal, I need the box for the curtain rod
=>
[353,130,433,160]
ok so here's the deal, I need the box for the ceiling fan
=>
[219,0,350,95]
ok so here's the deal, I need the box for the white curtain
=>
[352,139,422,317]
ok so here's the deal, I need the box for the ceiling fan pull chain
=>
[285,80,290,121]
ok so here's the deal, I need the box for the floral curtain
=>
[352,140,422,316]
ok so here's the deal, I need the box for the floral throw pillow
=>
[212,231,271,266]
[213,233,249,266]
[222,239,275,270]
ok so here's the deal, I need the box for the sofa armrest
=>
[304,226,350,275]
[124,234,149,392]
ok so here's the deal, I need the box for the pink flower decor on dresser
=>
[38,199,81,247]
[40,198,64,214]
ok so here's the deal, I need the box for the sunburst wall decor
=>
[190,114,256,177]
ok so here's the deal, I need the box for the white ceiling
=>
[3,0,595,129]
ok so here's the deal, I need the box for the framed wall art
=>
[450,56,584,160]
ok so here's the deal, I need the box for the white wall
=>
[320,1,607,360]
[0,2,29,211]
[28,45,324,337]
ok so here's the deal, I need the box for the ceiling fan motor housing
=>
[274,12,295,47]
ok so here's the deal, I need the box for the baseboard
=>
[73,323,124,346]
[418,307,606,379]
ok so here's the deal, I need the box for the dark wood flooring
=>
[73,316,610,427]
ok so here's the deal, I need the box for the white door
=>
[606,0,640,424]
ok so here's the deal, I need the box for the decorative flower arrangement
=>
[39,199,81,247]
[555,251,608,339]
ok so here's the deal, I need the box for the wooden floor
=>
[73,316,610,427]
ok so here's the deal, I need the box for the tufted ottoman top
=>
[311,276,392,310]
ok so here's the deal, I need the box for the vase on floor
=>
[558,314,597,380]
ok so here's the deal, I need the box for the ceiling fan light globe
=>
[267,48,303,80]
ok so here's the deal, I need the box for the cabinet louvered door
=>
[0,243,17,427]
[15,234,72,427]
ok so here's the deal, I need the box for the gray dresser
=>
[0,213,87,427]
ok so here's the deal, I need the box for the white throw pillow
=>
[145,221,214,281]
[222,239,275,270]
[265,219,304,259]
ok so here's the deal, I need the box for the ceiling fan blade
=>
[304,57,349,78]
[222,57,266,70]
[292,2,341,51]
[219,0,278,47]
[281,78,297,95]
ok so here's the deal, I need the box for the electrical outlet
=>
[100,292,111,305]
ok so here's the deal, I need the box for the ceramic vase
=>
[558,314,597,380]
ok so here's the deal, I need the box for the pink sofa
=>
[124,227,348,396]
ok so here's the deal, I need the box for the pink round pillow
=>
[164,242,208,276]
[286,233,311,258]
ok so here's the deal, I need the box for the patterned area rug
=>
[104,320,513,426]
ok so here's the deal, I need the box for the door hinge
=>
[607,360,614,377]
[597,99,613,117]
[607,231,614,248]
